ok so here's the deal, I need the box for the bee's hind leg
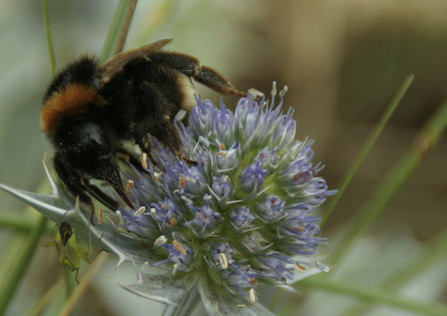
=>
[149,51,247,97]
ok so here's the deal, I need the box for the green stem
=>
[330,97,447,265]
[113,0,138,56]
[42,0,56,76]
[0,215,48,316]
[0,212,53,232]
[321,75,413,227]
[100,0,135,62]
[301,276,447,316]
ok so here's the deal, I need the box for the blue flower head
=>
[117,83,336,303]
[1,83,337,314]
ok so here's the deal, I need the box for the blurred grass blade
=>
[331,96,447,265]
[0,212,53,231]
[22,278,65,316]
[113,0,138,56]
[301,276,447,316]
[42,0,56,76]
[56,253,108,316]
[100,0,137,62]
[0,3,55,314]
[321,74,414,227]
[0,215,47,316]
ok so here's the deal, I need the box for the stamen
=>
[179,177,187,188]
[175,109,187,121]
[173,240,187,255]
[170,217,178,226]
[116,210,125,225]
[296,263,306,272]
[219,143,226,151]
[154,235,167,246]
[173,263,181,274]
[141,153,148,169]
[219,253,228,269]
[250,278,258,287]
[126,180,134,192]
[141,261,149,271]
[154,171,162,183]
[291,226,305,232]
[279,85,288,97]
[316,261,330,273]
[133,206,146,217]
[249,288,256,302]
[97,208,103,224]
[271,81,277,97]
[248,88,264,102]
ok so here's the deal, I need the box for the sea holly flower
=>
[0,83,337,315]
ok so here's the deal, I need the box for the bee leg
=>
[149,51,247,97]
[163,122,197,166]
[131,85,196,165]
[54,153,121,224]
[53,154,97,224]
[135,122,196,166]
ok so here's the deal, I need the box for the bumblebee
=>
[41,39,246,220]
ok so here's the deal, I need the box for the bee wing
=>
[96,38,173,86]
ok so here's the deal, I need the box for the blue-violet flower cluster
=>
[117,83,337,304]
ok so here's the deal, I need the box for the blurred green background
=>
[0,0,446,315]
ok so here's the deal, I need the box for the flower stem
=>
[157,284,201,316]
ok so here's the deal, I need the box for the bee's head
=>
[55,119,124,192]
